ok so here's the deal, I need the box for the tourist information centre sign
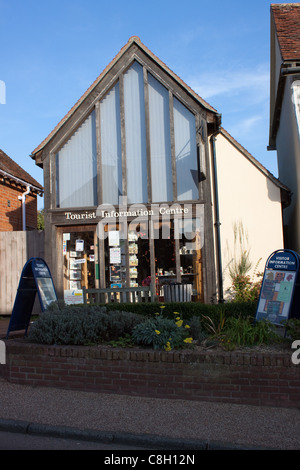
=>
[6,258,57,338]
[256,249,300,326]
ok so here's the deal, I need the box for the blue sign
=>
[256,250,300,326]
[6,258,57,338]
[266,251,298,272]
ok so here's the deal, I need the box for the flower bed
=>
[1,339,299,408]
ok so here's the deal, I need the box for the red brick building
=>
[0,149,43,231]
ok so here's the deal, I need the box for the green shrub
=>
[104,301,258,322]
[132,309,193,350]
[205,315,282,351]
[27,299,261,348]
[187,315,208,343]
[28,304,144,345]
[284,318,300,341]
[230,274,262,303]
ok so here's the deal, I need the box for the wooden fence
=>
[0,231,45,316]
[83,286,154,304]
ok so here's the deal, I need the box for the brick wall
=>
[0,182,37,231]
[2,341,299,408]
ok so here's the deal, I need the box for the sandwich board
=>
[6,258,57,338]
[255,249,300,326]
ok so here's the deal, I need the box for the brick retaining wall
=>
[1,340,299,408]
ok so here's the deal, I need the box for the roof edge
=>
[219,127,290,193]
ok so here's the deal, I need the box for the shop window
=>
[63,231,96,291]
[154,218,203,301]
[104,223,127,288]
[56,111,97,208]
[154,221,176,296]
[178,218,203,301]
[104,222,151,289]
[133,224,151,287]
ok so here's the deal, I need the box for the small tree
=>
[37,209,45,230]
[227,221,262,302]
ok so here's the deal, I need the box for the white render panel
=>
[213,132,284,297]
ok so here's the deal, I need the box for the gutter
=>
[18,186,31,231]
[270,63,300,147]
[0,169,43,195]
[210,114,224,303]
[0,168,43,231]
[281,66,300,76]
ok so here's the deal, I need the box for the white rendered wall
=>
[212,132,284,297]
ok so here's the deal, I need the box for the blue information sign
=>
[256,249,300,325]
[6,258,57,338]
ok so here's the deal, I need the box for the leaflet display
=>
[256,250,300,325]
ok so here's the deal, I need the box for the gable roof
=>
[31,36,218,159]
[0,149,43,193]
[271,3,300,61]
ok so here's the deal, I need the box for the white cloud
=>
[229,115,263,137]
[188,64,269,102]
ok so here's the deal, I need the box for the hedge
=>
[99,301,258,322]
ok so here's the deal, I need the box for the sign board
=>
[64,289,84,305]
[6,258,57,338]
[256,249,300,325]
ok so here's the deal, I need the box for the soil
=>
[193,339,292,354]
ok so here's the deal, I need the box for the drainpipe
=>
[210,118,224,303]
[18,186,31,231]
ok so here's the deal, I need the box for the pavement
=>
[1,317,300,450]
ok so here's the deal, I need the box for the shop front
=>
[31,37,219,303]
[53,201,206,303]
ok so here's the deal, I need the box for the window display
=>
[63,231,96,292]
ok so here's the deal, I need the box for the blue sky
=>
[0,0,295,209]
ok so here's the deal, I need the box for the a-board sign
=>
[256,249,300,325]
[6,257,57,338]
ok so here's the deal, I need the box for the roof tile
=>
[271,3,300,60]
[0,149,43,190]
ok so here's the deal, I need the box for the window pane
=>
[56,110,97,208]
[173,98,198,201]
[124,62,148,204]
[100,83,122,205]
[148,73,173,202]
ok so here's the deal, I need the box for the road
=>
[0,430,149,450]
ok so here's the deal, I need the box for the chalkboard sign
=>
[256,249,300,326]
[6,258,57,338]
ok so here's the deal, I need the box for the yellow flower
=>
[164,341,172,352]
[173,311,179,315]
[185,324,190,329]
[176,320,183,327]
[155,330,160,335]
[176,316,181,320]
[160,305,165,309]
[184,337,193,343]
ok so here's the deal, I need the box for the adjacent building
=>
[31,37,288,303]
[269,3,300,253]
[0,149,43,231]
